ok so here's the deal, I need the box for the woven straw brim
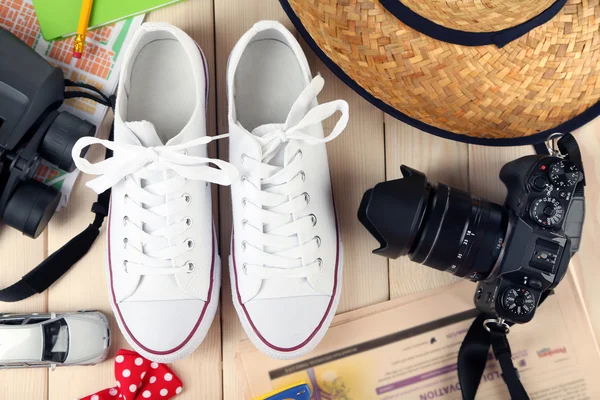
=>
[284,0,600,140]
[400,0,556,33]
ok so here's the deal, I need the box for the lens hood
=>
[358,165,430,259]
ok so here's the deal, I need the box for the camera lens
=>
[359,166,508,281]
[410,184,507,280]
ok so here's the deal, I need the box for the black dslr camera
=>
[358,148,585,325]
[0,28,95,238]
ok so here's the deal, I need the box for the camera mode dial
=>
[502,287,535,316]
[530,197,564,227]
[549,160,580,188]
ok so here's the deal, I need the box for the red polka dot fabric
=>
[79,349,183,400]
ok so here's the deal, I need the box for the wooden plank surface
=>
[385,119,466,298]
[213,3,290,399]
[30,1,222,399]
[214,2,389,398]
[0,0,599,399]
[46,117,125,400]
[0,219,47,398]
[571,119,600,340]
[311,60,389,315]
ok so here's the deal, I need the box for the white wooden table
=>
[1,1,599,398]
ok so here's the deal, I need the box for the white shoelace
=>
[72,134,238,275]
[238,75,348,280]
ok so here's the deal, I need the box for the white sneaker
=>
[72,23,238,362]
[227,21,348,359]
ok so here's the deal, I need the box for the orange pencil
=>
[72,0,94,59]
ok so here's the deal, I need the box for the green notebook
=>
[33,0,183,41]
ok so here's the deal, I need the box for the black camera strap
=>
[458,314,527,400]
[0,82,114,302]
[458,132,584,400]
[458,291,554,400]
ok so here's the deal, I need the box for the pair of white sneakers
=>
[72,21,347,362]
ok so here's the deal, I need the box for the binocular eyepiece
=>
[0,28,95,238]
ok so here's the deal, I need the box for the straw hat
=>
[279,0,600,145]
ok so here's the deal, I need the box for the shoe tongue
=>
[126,121,164,147]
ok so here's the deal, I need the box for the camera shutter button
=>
[532,176,549,191]
[515,297,525,306]
[543,205,555,217]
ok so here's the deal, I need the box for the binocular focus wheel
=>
[39,112,95,172]
[2,179,61,239]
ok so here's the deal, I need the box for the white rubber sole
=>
[105,224,221,363]
[229,239,344,360]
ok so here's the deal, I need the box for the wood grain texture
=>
[147,3,224,399]
[46,116,126,400]
[385,118,466,298]
[214,2,292,399]
[1,0,600,398]
[215,0,285,399]
[44,1,223,399]
[571,118,600,341]
[303,53,389,314]
[468,145,533,203]
[0,226,47,399]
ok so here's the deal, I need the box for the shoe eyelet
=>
[184,217,193,228]
[241,153,248,164]
[296,149,303,159]
[186,239,194,250]
[123,216,129,226]
[240,175,248,184]
[241,241,248,252]
[310,214,317,226]
[181,149,188,156]
[186,261,195,273]
[298,171,306,181]
[302,192,310,204]
[183,193,192,203]
[123,194,128,203]
[123,238,128,249]
[241,219,249,229]
[316,258,323,268]
[123,260,129,272]
[242,198,248,208]
[242,263,248,274]
[314,236,321,247]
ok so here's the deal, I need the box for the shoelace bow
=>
[238,75,348,280]
[72,134,238,275]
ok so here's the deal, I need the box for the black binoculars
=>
[0,28,95,238]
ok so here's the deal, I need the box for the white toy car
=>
[0,311,110,369]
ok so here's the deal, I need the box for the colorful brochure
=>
[237,271,600,399]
